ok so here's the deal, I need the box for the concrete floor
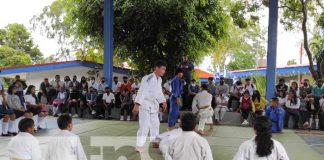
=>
[0,117,323,160]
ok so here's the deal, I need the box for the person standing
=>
[299,79,312,97]
[132,61,167,152]
[178,55,194,85]
[244,77,255,96]
[131,76,141,91]
[276,78,288,96]
[168,69,184,130]
[187,79,200,111]
[11,75,27,98]
[217,77,229,96]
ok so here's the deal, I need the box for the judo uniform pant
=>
[168,96,180,127]
[198,107,214,131]
[215,107,226,121]
[137,109,160,147]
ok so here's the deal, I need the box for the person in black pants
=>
[68,87,81,117]
[120,88,133,121]
[99,87,115,119]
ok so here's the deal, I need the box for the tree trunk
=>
[301,0,319,80]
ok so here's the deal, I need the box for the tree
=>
[0,46,32,67]
[1,23,43,63]
[32,0,229,77]
[227,51,257,70]
[287,59,297,65]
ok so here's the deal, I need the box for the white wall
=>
[25,66,127,90]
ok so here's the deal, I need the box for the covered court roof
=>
[228,64,317,78]
[0,60,130,76]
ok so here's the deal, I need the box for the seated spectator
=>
[39,78,51,102]
[120,76,132,95]
[53,86,68,117]
[0,91,16,136]
[100,87,115,119]
[131,76,141,91]
[80,76,88,91]
[50,75,64,99]
[165,113,213,160]
[233,116,289,160]
[284,90,300,129]
[288,81,300,97]
[299,91,311,129]
[8,118,42,160]
[276,78,288,97]
[299,79,312,97]
[79,88,88,118]
[86,87,98,116]
[251,90,267,117]
[265,98,285,133]
[63,76,73,89]
[37,88,49,105]
[310,97,320,130]
[24,85,49,130]
[243,77,255,96]
[71,75,81,88]
[239,90,252,126]
[89,77,99,91]
[228,80,244,111]
[7,85,32,119]
[217,77,229,96]
[97,77,108,95]
[214,89,228,124]
[68,87,81,118]
[187,79,200,111]
[319,98,324,130]
[277,90,287,108]
[120,88,133,121]
[11,75,27,98]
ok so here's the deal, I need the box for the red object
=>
[194,69,213,79]
[119,82,132,92]
[241,97,251,110]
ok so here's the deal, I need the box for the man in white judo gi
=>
[133,61,167,152]
[192,84,214,135]
[166,113,213,160]
[8,118,42,160]
[46,114,87,160]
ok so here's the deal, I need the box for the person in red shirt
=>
[119,77,132,94]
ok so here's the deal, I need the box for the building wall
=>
[26,66,127,90]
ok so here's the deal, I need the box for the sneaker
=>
[72,114,79,118]
[91,110,96,115]
[135,146,145,153]
[1,133,11,137]
[8,132,17,136]
[127,116,131,121]
[120,116,124,121]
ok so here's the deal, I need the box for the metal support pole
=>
[104,0,114,87]
[265,0,279,100]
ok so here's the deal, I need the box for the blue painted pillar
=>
[265,0,279,100]
[104,0,114,87]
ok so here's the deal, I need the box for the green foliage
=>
[1,23,43,63]
[251,74,266,97]
[0,46,32,67]
[32,0,229,77]
[227,51,256,71]
[287,59,297,65]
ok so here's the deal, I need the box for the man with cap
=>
[265,97,285,133]
[168,68,184,130]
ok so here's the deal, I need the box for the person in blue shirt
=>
[265,97,285,133]
[168,68,184,130]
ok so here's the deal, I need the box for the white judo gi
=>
[156,128,182,157]
[166,131,213,160]
[135,73,166,147]
[233,136,289,160]
[8,132,42,160]
[46,130,87,160]
[192,90,214,131]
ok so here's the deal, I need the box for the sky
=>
[0,0,310,71]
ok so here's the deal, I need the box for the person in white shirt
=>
[277,90,287,108]
[152,128,182,157]
[192,84,214,136]
[112,76,121,93]
[101,87,115,119]
[46,114,87,160]
[131,76,141,91]
[233,116,289,160]
[132,61,167,152]
[244,77,256,96]
[215,89,229,124]
[88,77,99,91]
[8,118,42,160]
[166,113,213,160]
[284,90,300,129]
